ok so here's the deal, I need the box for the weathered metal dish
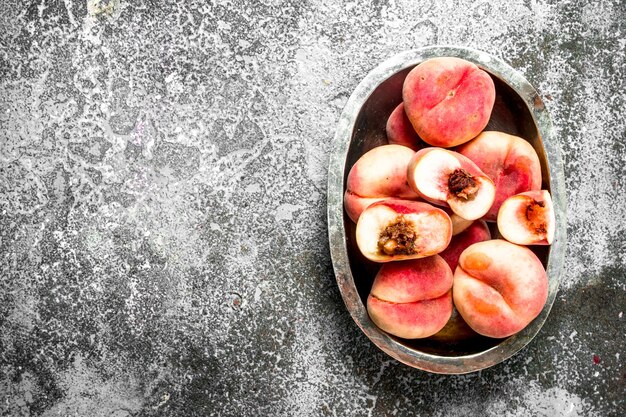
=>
[327,46,566,374]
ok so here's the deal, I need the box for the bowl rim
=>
[326,45,567,374]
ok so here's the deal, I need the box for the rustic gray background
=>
[1,0,624,416]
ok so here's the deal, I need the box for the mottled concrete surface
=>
[0,0,624,416]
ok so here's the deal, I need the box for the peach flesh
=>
[356,199,452,263]
[367,256,453,339]
[403,57,495,147]
[498,190,555,245]
[344,145,419,223]
[439,220,491,272]
[453,239,548,339]
[386,103,423,151]
[407,148,496,221]
[457,131,542,221]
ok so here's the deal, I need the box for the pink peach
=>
[386,103,423,151]
[453,239,548,338]
[450,212,474,236]
[403,57,495,147]
[429,307,477,342]
[367,256,453,339]
[344,145,419,223]
[457,131,542,221]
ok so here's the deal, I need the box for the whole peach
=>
[457,131,542,221]
[453,239,548,338]
[344,145,419,223]
[367,256,453,339]
[403,57,495,147]
[386,103,423,151]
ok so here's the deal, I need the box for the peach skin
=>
[439,220,491,272]
[429,307,478,343]
[453,239,548,339]
[386,103,423,151]
[457,131,542,221]
[403,57,495,147]
[344,144,419,223]
[367,255,453,339]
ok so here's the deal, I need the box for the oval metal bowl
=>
[327,46,566,374]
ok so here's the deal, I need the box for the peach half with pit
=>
[498,190,555,245]
[457,131,542,221]
[344,144,419,223]
[356,199,452,263]
[386,103,423,151]
[367,256,453,339]
[403,57,495,148]
[453,239,548,339]
[407,148,496,221]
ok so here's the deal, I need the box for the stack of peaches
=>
[344,57,555,341]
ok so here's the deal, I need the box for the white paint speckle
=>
[274,203,304,221]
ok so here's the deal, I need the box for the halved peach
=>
[367,256,453,339]
[407,148,495,220]
[403,57,495,147]
[356,199,452,262]
[457,131,542,221]
[386,103,423,151]
[498,190,555,245]
[440,220,491,272]
[344,145,419,223]
[453,239,548,338]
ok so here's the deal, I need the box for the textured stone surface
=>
[0,0,624,416]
